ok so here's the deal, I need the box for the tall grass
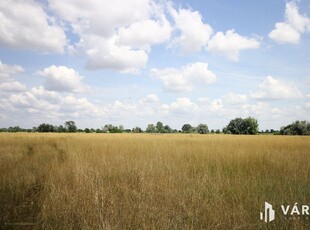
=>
[0,133,309,229]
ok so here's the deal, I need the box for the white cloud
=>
[117,17,172,50]
[0,60,26,92]
[80,35,148,73]
[269,2,310,44]
[61,95,102,117]
[169,6,213,53]
[171,97,196,110]
[49,0,169,72]
[0,81,26,92]
[49,0,153,36]
[207,29,260,61]
[36,65,87,93]
[222,93,248,105]
[3,86,104,120]
[0,0,67,53]
[269,23,300,44]
[170,97,198,113]
[285,2,310,33]
[139,94,160,104]
[0,60,24,78]
[209,99,224,112]
[251,76,302,100]
[151,62,216,92]
[1,86,309,130]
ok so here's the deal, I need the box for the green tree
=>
[156,121,164,133]
[197,124,209,134]
[37,123,56,132]
[182,124,193,133]
[103,124,123,133]
[65,121,77,133]
[243,117,259,134]
[57,125,66,133]
[132,127,143,133]
[225,118,244,134]
[280,120,310,135]
[224,117,259,135]
[163,125,172,133]
[146,124,156,133]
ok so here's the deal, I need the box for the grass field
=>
[0,133,309,229]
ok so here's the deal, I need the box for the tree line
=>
[0,118,309,135]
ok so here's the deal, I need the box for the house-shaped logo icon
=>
[260,202,275,223]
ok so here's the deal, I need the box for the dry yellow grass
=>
[0,133,309,229]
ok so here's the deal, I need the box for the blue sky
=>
[0,0,309,130]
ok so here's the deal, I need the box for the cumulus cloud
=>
[0,61,26,92]
[0,0,67,53]
[170,97,198,113]
[117,17,172,50]
[80,35,149,73]
[49,0,153,36]
[269,1,310,44]
[251,76,302,100]
[49,0,171,72]
[3,86,104,119]
[169,6,213,54]
[1,85,308,130]
[139,94,160,104]
[222,93,248,105]
[36,65,88,93]
[151,62,216,92]
[0,61,24,77]
[0,81,26,92]
[207,30,260,61]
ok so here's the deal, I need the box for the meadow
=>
[0,133,309,229]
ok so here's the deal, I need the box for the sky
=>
[0,0,309,131]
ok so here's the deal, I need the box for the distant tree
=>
[132,127,143,133]
[280,120,310,135]
[182,124,193,133]
[210,129,215,134]
[96,128,102,133]
[102,124,123,133]
[243,117,259,134]
[197,124,209,134]
[103,124,112,133]
[215,129,221,134]
[225,118,244,134]
[65,121,77,133]
[156,121,164,133]
[163,125,172,133]
[37,123,55,132]
[109,127,122,133]
[146,124,156,133]
[57,125,66,133]
[84,128,91,133]
[224,117,259,135]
